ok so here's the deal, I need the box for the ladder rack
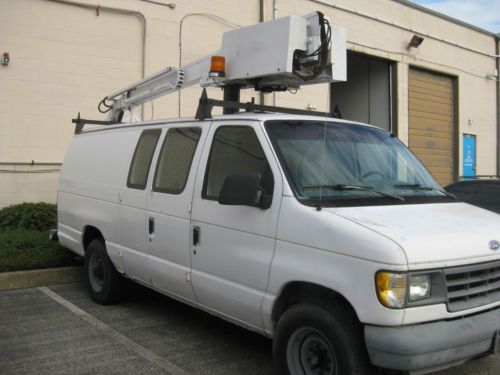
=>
[195,89,338,121]
[72,89,341,134]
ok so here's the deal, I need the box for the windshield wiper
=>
[393,184,456,199]
[303,184,405,202]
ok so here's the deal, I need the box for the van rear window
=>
[153,127,202,194]
[127,129,161,189]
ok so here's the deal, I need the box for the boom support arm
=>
[101,11,346,123]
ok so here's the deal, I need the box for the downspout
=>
[43,0,147,117]
[496,34,500,176]
[0,160,62,166]
[272,0,278,106]
[0,161,62,174]
[259,0,265,106]
[44,0,146,78]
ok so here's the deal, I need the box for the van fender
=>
[261,240,405,335]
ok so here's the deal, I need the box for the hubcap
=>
[88,252,105,292]
[287,327,337,375]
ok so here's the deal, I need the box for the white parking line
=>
[38,286,189,375]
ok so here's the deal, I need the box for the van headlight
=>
[376,271,442,309]
[408,274,431,302]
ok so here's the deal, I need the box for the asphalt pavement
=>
[1,282,499,375]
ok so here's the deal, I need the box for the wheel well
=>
[271,282,358,325]
[82,226,104,251]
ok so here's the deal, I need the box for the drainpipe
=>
[259,0,265,106]
[0,160,62,174]
[0,160,62,166]
[496,34,500,176]
[44,0,146,78]
[272,0,278,106]
[43,0,147,118]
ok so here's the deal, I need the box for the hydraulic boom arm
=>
[99,11,346,123]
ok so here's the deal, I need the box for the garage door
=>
[408,68,454,186]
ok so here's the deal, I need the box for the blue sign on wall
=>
[462,134,476,178]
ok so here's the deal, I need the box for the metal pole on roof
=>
[273,0,278,107]
[259,0,266,106]
[496,33,500,176]
[223,85,241,114]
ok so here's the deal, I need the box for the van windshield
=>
[264,120,454,207]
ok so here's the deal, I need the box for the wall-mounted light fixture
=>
[407,34,424,49]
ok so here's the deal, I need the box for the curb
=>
[0,266,83,291]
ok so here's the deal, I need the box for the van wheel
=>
[273,302,373,375]
[84,239,125,304]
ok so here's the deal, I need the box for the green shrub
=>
[0,202,57,231]
[0,203,79,272]
[0,229,78,272]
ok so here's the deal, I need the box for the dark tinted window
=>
[127,129,161,189]
[153,127,202,194]
[203,126,273,200]
[265,120,449,206]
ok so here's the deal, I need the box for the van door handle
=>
[193,226,200,246]
[149,217,155,235]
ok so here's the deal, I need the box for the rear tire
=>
[84,239,125,304]
[273,301,373,375]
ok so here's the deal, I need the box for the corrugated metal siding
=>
[409,69,454,186]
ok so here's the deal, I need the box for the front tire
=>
[273,302,373,375]
[84,239,125,304]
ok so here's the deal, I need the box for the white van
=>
[58,113,500,375]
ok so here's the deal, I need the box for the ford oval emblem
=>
[489,240,500,251]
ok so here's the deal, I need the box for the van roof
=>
[80,112,381,134]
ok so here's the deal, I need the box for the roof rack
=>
[72,113,114,134]
[72,89,341,133]
[195,89,339,120]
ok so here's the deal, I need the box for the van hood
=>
[327,202,500,269]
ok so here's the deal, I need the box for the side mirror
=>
[218,172,271,209]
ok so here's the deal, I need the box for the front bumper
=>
[365,307,500,374]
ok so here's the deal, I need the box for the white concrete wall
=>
[0,0,144,206]
[0,0,498,207]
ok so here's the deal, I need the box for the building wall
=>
[0,0,498,207]
[277,0,498,179]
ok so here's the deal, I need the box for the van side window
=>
[153,127,202,194]
[203,126,273,200]
[127,129,161,189]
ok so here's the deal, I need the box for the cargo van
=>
[58,113,500,374]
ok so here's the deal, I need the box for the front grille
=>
[445,260,500,312]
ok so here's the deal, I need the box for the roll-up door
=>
[331,53,394,131]
[408,68,454,186]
